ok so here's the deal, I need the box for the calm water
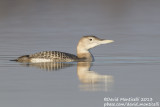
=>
[0,0,160,107]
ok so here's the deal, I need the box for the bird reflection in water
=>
[77,62,113,92]
[20,62,113,91]
[21,62,74,71]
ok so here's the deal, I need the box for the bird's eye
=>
[89,38,93,41]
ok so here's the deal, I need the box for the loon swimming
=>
[14,36,114,63]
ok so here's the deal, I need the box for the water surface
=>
[0,0,160,107]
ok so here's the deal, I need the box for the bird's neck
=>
[77,46,93,62]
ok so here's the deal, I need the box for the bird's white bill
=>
[100,40,114,44]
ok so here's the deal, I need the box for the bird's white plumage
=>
[31,58,52,63]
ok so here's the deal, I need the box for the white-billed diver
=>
[13,36,114,63]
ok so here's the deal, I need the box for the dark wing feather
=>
[29,51,78,62]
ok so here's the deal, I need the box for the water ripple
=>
[95,56,160,64]
[0,56,160,67]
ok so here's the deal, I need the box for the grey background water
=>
[0,0,160,107]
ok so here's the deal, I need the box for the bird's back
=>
[17,51,79,63]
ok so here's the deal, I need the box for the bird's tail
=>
[10,55,30,62]
[10,59,18,61]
